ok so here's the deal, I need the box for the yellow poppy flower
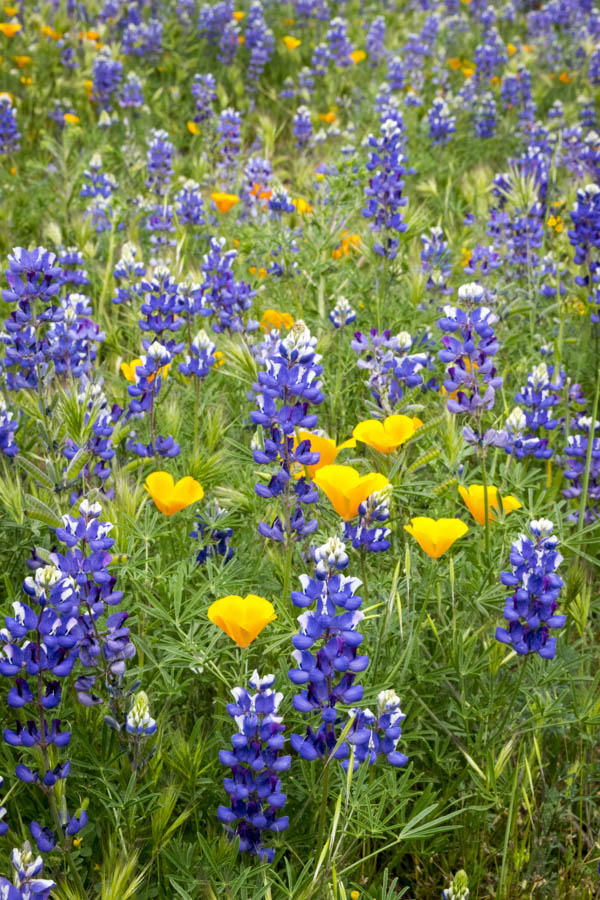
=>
[214,350,225,368]
[4,7,18,15]
[260,309,294,332]
[0,22,20,37]
[292,197,312,214]
[314,465,389,520]
[350,49,366,63]
[404,517,469,558]
[40,24,62,40]
[208,594,276,647]
[558,71,572,84]
[319,110,337,124]
[144,472,204,516]
[63,113,80,125]
[448,57,462,70]
[19,75,31,85]
[210,192,239,214]
[283,35,301,50]
[187,120,199,135]
[506,43,517,56]
[84,78,93,98]
[13,55,31,67]
[233,10,245,20]
[293,432,355,480]
[458,484,522,526]
[352,415,423,454]
[331,232,361,259]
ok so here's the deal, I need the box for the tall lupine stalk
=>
[250,321,323,562]
[0,499,142,888]
[217,671,290,861]
[437,283,506,553]
[495,519,566,659]
[288,537,406,845]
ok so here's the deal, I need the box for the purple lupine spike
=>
[217,671,290,862]
[495,519,566,659]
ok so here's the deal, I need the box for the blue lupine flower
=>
[351,328,428,414]
[175,180,206,227]
[437,285,503,417]
[245,1,275,93]
[330,296,357,329]
[365,15,386,66]
[568,184,600,320]
[0,394,19,458]
[428,97,456,146]
[442,869,470,900]
[201,237,257,334]
[112,242,146,305]
[91,47,123,111]
[421,226,452,296]
[505,361,563,460]
[292,105,312,150]
[218,671,290,862]
[362,118,408,259]
[146,129,174,197]
[251,321,323,543]
[496,519,566,659]
[474,92,497,139]
[0,93,20,155]
[178,329,217,379]
[326,17,352,67]
[562,415,600,524]
[198,1,234,45]
[122,19,163,57]
[218,19,239,65]
[119,71,145,109]
[191,73,217,123]
[126,691,157,736]
[3,842,55,899]
[343,485,392,553]
[217,107,242,180]
[80,153,119,234]
[344,689,408,770]
[288,538,404,767]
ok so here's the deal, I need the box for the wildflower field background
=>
[0,0,599,897]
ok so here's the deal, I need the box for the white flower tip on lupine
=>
[377,688,401,714]
[79,498,102,517]
[395,330,412,349]
[506,406,526,433]
[530,518,554,537]
[249,670,276,691]
[147,340,167,360]
[530,361,549,387]
[192,329,213,351]
[457,282,484,303]
[120,241,138,264]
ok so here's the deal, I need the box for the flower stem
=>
[316,757,330,852]
[481,449,490,558]
[577,362,600,535]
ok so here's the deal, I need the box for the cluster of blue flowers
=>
[218,671,290,861]
[496,519,566,659]
[351,328,430,414]
[505,362,563,460]
[438,283,505,448]
[288,537,406,770]
[251,321,323,543]
[362,117,408,259]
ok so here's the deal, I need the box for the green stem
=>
[493,656,528,742]
[316,758,331,851]
[481,449,490,558]
[98,224,116,325]
[193,376,200,461]
[577,362,600,535]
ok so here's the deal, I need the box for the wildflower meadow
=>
[0,0,599,897]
